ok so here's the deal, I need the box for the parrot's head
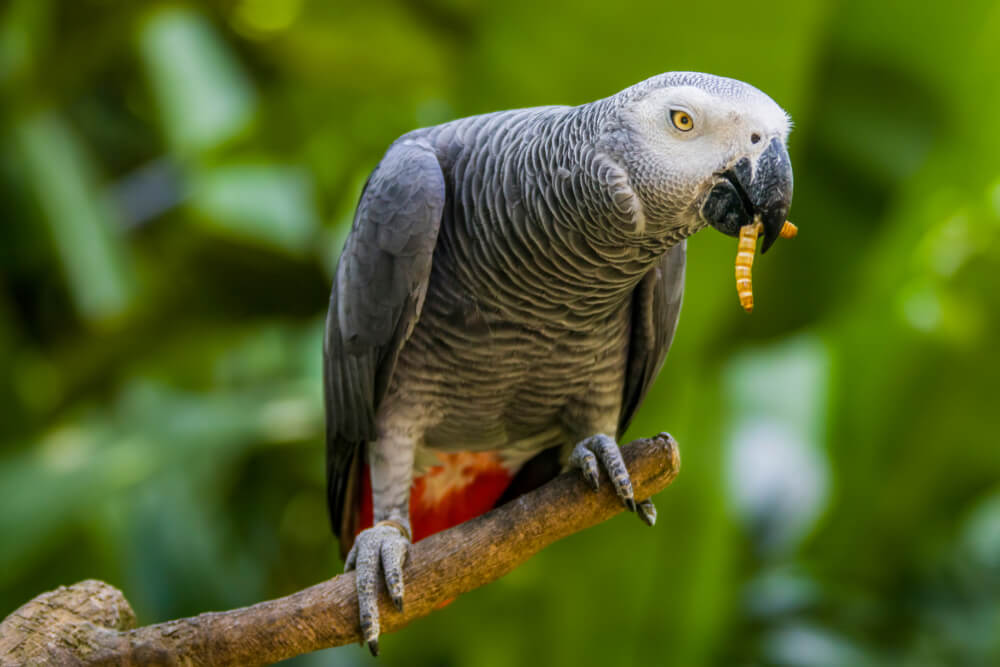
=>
[606,72,793,252]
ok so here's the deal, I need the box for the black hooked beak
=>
[701,138,794,253]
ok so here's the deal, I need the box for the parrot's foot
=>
[344,519,411,656]
[569,433,657,525]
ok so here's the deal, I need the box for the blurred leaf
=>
[138,6,256,155]
[230,0,306,40]
[723,336,831,553]
[188,163,319,253]
[11,111,135,322]
[0,0,49,91]
[0,375,321,589]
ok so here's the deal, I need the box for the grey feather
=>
[619,241,686,437]
[324,139,445,539]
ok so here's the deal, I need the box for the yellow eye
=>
[670,109,694,132]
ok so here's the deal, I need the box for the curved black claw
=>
[569,433,638,514]
[344,521,411,655]
[637,499,657,527]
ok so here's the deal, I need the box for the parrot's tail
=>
[357,451,515,542]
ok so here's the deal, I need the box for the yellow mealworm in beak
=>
[734,219,797,313]
[735,221,762,312]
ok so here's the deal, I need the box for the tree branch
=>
[1,433,680,666]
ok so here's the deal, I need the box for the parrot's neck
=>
[435,106,685,327]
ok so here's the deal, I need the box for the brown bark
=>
[0,433,680,666]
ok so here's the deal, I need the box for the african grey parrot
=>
[323,71,793,653]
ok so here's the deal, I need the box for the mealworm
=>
[735,219,797,313]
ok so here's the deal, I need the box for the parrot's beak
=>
[701,138,794,253]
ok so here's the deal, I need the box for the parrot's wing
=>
[618,240,686,437]
[324,139,446,542]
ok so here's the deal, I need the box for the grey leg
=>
[344,428,416,656]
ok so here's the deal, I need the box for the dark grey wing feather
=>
[324,139,446,540]
[618,241,686,437]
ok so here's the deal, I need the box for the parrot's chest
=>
[389,282,632,462]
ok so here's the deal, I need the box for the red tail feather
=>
[358,452,513,541]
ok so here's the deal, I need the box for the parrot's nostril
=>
[750,133,761,145]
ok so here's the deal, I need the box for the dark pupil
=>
[679,114,689,125]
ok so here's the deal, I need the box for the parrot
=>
[323,71,794,654]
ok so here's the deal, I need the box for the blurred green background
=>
[2,1,1000,665]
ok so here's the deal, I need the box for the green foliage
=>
[2,1,1000,665]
